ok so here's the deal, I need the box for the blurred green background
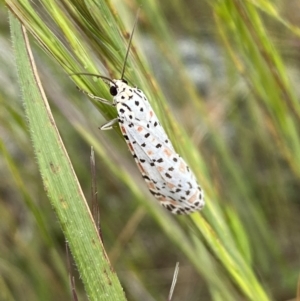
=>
[1,0,300,300]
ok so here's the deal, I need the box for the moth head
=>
[109,79,129,96]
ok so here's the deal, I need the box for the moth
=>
[74,13,205,214]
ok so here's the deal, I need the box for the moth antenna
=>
[120,8,140,80]
[69,73,116,86]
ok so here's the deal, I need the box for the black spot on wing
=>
[134,90,142,98]
[143,175,150,181]
[122,103,132,111]
[165,173,172,179]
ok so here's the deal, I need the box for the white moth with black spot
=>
[74,13,205,214]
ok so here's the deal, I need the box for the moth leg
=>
[100,118,118,130]
[76,86,114,106]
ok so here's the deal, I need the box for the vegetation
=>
[1,0,300,300]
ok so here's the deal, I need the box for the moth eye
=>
[122,79,128,84]
[110,86,118,96]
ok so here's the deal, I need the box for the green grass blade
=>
[9,12,126,301]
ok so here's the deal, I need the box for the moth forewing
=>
[74,11,205,214]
